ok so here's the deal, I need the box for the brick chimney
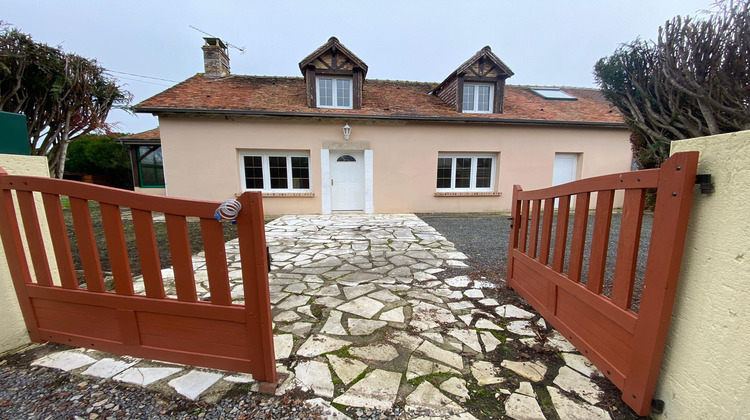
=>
[202,37,230,78]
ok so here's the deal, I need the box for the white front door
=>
[330,151,365,211]
[553,153,578,207]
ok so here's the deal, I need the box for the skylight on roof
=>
[529,88,577,100]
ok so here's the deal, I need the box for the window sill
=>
[434,191,502,197]
[262,192,315,198]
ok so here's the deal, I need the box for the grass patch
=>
[347,369,369,386]
[327,346,354,359]
[310,304,325,319]
[489,330,507,342]
[407,371,457,386]
[465,381,507,419]
[330,402,347,413]
[535,386,561,420]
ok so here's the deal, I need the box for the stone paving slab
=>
[24,213,616,419]
[31,350,96,371]
[82,358,138,379]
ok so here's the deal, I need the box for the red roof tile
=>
[134,75,624,125]
[120,128,160,140]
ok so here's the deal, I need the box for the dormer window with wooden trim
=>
[299,37,368,110]
[432,46,514,114]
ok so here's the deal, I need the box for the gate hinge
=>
[695,174,714,194]
[651,399,665,414]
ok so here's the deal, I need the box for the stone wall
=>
[0,155,58,353]
[654,130,750,418]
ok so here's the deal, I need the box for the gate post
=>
[0,168,42,344]
[506,185,522,286]
[623,152,699,415]
[235,192,277,386]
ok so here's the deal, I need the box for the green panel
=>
[0,112,30,155]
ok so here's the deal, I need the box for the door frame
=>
[321,149,373,214]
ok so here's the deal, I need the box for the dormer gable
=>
[299,37,368,109]
[432,46,514,114]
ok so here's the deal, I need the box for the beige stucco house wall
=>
[0,155,59,353]
[652,131,750,419]
[158,116,631,215]
[135,186,166,196]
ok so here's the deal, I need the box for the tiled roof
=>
[134,75,624,126]
[120,128,160,141]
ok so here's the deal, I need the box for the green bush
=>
[65,134,133,190]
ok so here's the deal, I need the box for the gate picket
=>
[612,189,646,309]
[100,203,134,295]
[568,192,590,283]
[69,197,105,292]
[165,214,197,302]
[41,193,78,289]
[200,218,232,305]
[587,190,614,293]
[551,195,570,272]
[132,209,165,298]
[539,198,554,265]
[16,191,53,286]
[528,199,541,258]
[519,200,530,253]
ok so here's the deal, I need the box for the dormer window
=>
[432,46,514,115]
[299,37,368,110]
[462,83,494,113]
[317,77,353,109]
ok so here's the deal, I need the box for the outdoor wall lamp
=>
[343,123,351,140]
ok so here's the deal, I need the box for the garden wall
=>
[654,130,750,419]
[0,155,59,353]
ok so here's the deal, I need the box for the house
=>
[133,37,631,214]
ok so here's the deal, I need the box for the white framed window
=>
[317,77,353,109]
[436,153,496,191]
[239,151,311,192]
[462,83,494,113]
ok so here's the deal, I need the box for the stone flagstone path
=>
[29,214,614,419]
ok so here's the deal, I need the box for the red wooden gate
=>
[0,170,276,385]
[507,152,698,416]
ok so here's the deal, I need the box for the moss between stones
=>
[310,303,324,319]
[327,346,354,359]
[406,371,458,387]
[347,369,369,387]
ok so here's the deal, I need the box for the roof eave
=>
[133,107,626,128]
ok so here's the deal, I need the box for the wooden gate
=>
[0,170,277,385]
[507,152,698,416]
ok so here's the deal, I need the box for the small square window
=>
[317,77,353,109]
[462,83,494,113]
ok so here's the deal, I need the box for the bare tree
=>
[594,0,750,169]
[0,25,131,177]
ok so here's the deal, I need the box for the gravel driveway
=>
[418,212,654,312]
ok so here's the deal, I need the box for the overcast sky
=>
[4,0,714,134]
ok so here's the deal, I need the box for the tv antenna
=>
[189,25,246,55]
